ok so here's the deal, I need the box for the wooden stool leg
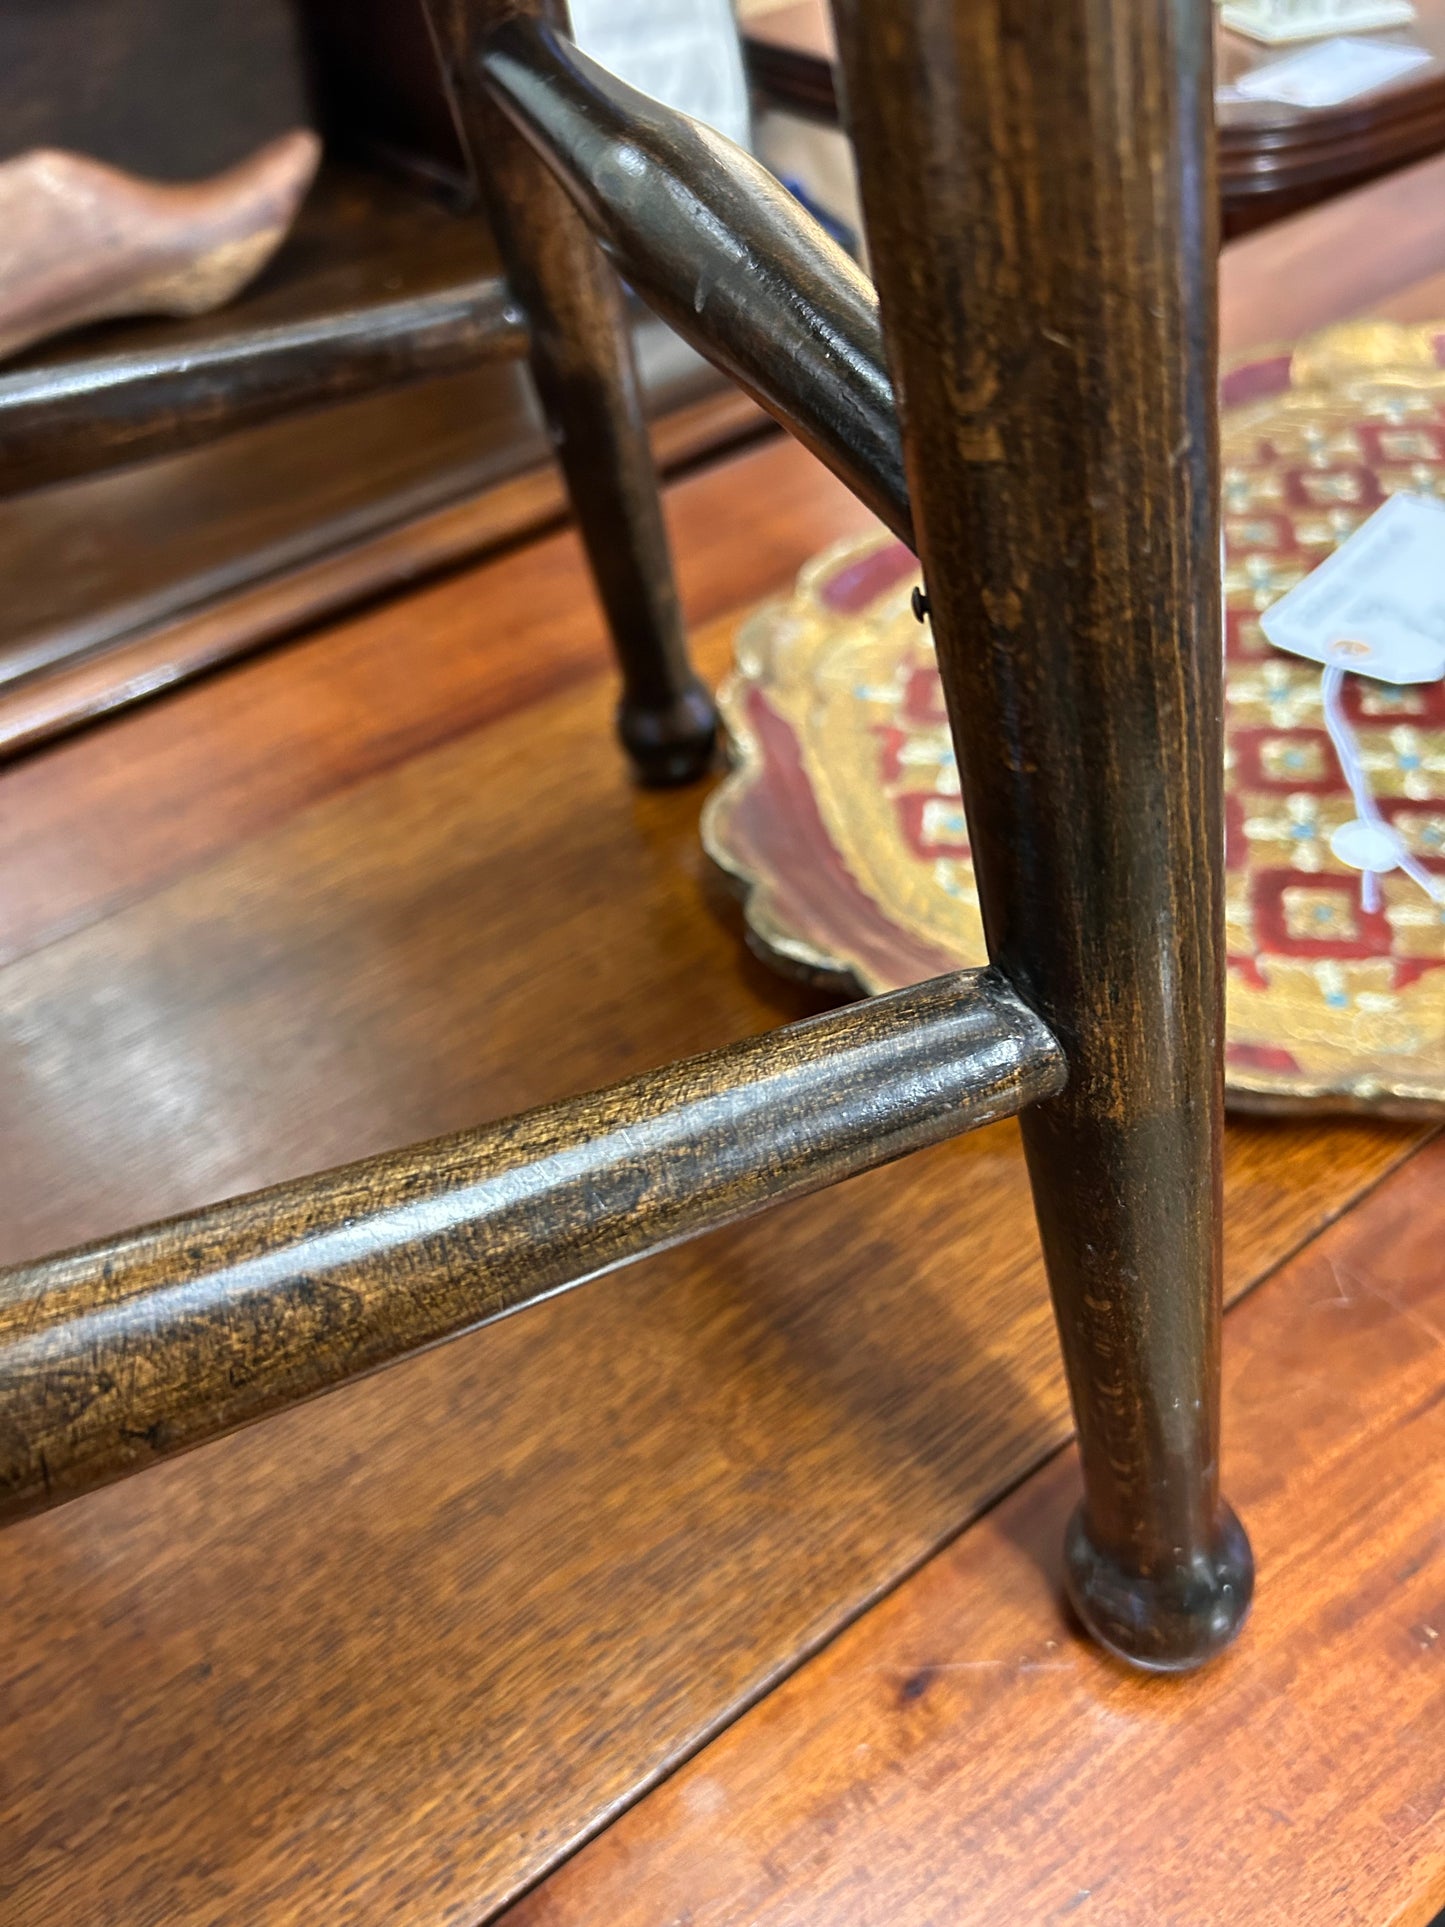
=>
[425,0,717,785]
[834,0,1252,1668]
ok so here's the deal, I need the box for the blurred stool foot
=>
[618,680,719,785]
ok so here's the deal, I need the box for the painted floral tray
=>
[703,320,1445,1116]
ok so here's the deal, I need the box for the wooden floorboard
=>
[0,431,870,973]
[0,592,1425,1924]
[502,1134,1445,1927]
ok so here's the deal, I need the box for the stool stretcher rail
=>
[0,967,1062,1526]
[0,278,529,497]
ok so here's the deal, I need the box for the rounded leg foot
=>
[1064,1500,1253,1673]
[618,679,719,786]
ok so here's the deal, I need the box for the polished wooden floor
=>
[3,157,1445,1926]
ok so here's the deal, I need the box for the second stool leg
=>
[834,0,1253,1670]
[425,0,717,786]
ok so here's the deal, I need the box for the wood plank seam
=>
[488,1121,1442,1925]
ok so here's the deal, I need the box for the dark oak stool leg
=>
[425,0,717,785]
[834,0,1252,1669]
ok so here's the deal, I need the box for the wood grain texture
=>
[837,0,1243,1667]
[3,163,1443,1923]
[0,555,1424,1923]
[0,348,756,757]
[0,967,1063,1523]
[6,60,1424,970]
[4,145,1443,769]
[502,1131,1445,1927]
[0,162,738,748]
[0,434,870,973]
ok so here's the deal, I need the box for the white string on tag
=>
[1257,492,1445,919]
[1319,666,1445,912]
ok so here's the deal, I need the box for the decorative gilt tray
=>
[703,320,1445,1116]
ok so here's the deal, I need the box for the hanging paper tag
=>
[1259,492,1445,684]
[1226,37,1432,109]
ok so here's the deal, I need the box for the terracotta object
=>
[0,130,321,361]
[704,318,1445,1117]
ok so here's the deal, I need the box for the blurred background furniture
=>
[0,0,767,759]
[1218,0,1445,226]
[3,4,1445,1920]
[743,0,1445,235]
[8,0,1444,762]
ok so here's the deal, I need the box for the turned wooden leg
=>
[834,0,1252,1668]
[424,0,717,785]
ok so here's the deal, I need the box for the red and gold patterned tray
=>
[703,320,1445,1116]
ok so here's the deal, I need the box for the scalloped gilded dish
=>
[702,319,1445,1116]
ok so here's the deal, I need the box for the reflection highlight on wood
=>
[500,1131,1445,1927]
[0,968,1061,1524]
[2,153,1443,1924]
[0,132,321,363]
[478,15,911,546]
[0,272,527,498]
[0,467,1426,1920]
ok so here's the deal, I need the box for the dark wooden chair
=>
[0,0,1250,1674]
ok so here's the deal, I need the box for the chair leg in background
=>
[424,0,717,786]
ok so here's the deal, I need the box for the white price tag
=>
[1259,493,1445,684]
[1231,36,1433,108]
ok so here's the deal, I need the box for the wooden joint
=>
[475,13,913,547]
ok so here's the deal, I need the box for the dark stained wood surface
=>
[0,966,1064,1524]
[2,156,1444,1925]
[7,151,1443,973]
[837,0,1244,1670]
[0,433,858,975]
[479,16,909,544]
[0,383,769,762]
[743,0,837,119]
[0,267,526,499]
[0,546,1426,1926]
[0,162,745,756]
[429,0,717,786]
[0,632,1421,1919]
[503,1130,1445,1927]
[5,159,500,378]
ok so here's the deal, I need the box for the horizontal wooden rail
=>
[0,969,1061,1524]
[0,277,528,498]
[477,16,913,547]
